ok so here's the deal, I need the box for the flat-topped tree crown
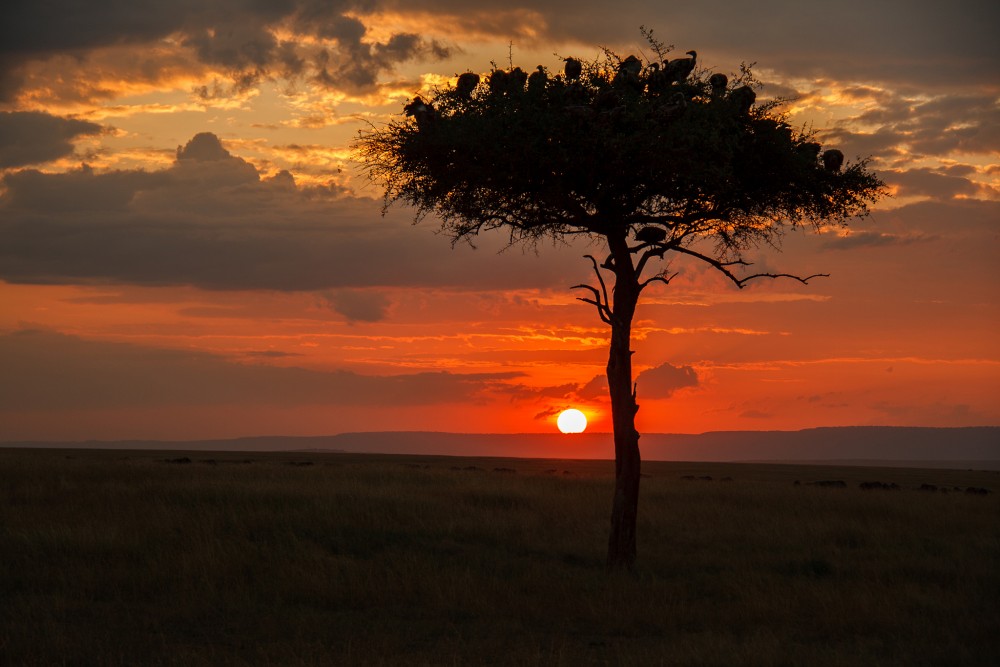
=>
[356,34,885,571]
[358,47,883,265]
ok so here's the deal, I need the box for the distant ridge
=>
[3,426,998,469]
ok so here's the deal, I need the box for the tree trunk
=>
[605,232,641,572]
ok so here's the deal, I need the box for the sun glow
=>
[556,408,587,434]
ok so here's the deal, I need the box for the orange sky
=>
[1,1,998,440]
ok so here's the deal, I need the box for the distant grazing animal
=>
[456,72,480,99]
[564,57,583,80]
[822,149,845,172]
[859,481,900,490]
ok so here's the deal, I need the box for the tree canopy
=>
[357,42,884,286]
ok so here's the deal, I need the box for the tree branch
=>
[639,271,678,292]
[571,254,615,325]
[673,246,828,288]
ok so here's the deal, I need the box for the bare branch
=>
[639,271,678,291]
[673,246,827,288]
[634,242,670,278]
[584,254,612,315]
[571,285,612,324]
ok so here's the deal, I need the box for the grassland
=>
[1,448,998,666]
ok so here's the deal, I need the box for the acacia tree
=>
[356,33,885,571]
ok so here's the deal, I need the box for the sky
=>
[0,0,998,441]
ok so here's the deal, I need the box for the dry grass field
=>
[1,447,998,666]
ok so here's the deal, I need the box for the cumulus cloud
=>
[0,111,104,168]
[0,329,520,410]
[635,362,698,398]
[0,132,587,290]
[572,363,698,401]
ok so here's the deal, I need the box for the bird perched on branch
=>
[635,226,667,244]
[455,72,480,99]
[709,73,728,98]
[664,50,697,84]
[528,66,547,94]
[728,85,756,115]
[403,96,437,130]
[564,57,583,81]
[822,149,844,172]
[614,55,644,91]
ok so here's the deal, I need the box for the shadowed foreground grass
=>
[1,448,998,666]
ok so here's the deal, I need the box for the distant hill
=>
[3,426,998,469]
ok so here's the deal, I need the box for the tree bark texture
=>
[605,233,641,571]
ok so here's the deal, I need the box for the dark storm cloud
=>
[0,111,103,168]
[0,0,450,101]
[382,0,997,87]
[0,132,585,291]
[0,329,520,410]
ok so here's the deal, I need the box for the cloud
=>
[0,132,588,291]
[886,167,981,200]
[635,362,699,398]
[0,329,520,410]
[578,375,608,400]
[821,230,932,251]
[324,288,392,322]
[0,111,103,168]
[368,0,998,87]
[0,0,451,102]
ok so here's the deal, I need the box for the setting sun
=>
[557,409,588,434]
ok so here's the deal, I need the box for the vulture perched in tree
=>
[822,149,845,172]
[564,57,583,81]
[403,96,436,130]
[645,62,669,96]
[614,55,644,91]
[527,65,547,94]
[796,141,821,161]
[506,67,528,94]
[455,72,479,99]
[664,50,697,83]
[488,69,509,95]
[656,92,687,121]
[709,73,728,98]
[635,226,668,244]
[728,85,756,115]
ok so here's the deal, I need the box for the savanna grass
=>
[1,448,997,666]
